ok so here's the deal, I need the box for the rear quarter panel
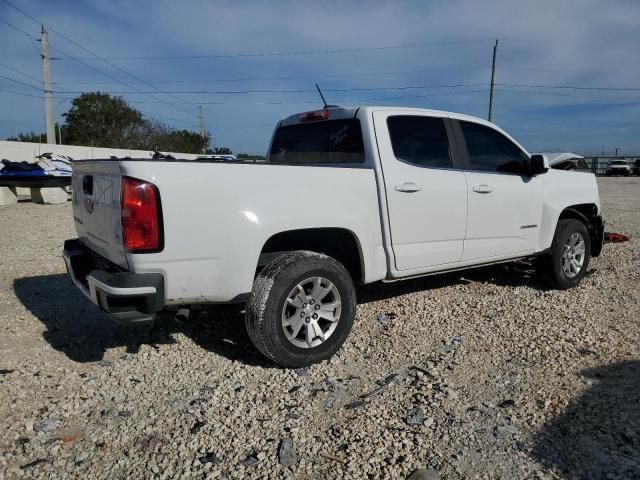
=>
[119,161,387,303]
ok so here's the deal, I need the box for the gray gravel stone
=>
[433,344,457,354]
[407,468,440,480]
[278,437,297,466]
[406,407,425,426]
[495,425,518,438]
[33,419,57,432]
[0,178,638,479]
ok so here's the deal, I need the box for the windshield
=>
[269,119,365,165]
[611,161,627,165]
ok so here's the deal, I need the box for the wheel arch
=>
[258,227,365,283]
[557,203,604,257]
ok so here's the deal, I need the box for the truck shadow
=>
[12,273,270,366]
[531,361,640,478]
[357,260,546,304]
[13,262,546,365]
[13,273,178,363]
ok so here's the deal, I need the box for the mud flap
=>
[591,215,605,257]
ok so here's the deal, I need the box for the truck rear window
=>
[269,119,365,165]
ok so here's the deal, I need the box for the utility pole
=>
[488,39,498,123]
[41,26,56,144]
[198,106,206,154]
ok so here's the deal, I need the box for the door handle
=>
[472,184,493,194]
[395,182,421,193]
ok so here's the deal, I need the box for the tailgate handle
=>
[82,175,93,195]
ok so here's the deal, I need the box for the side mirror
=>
[530,154,549,176]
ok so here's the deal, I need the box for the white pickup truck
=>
[63,106,604,367]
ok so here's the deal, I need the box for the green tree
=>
[7,92,211,154]
[6,131,45,143]
[211,146,233,155]
[159,129,210,153]
[237,153,266,160]
[62,92,144,148]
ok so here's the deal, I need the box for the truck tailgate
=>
[71,160,128,269]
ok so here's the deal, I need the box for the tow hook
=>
[604,232,631,243]
[175,307,191,322]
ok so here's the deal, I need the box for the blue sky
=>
[1,0,639,155]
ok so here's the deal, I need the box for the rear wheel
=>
[245,251,356,367]
[537,219,591,289]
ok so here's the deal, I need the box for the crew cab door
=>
[373,111,467,271]
[452,120,544,261]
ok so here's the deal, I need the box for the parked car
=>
[606,159,631,176]
[63,106,605,367]
[196,154,238,161]
[632,159,640,176]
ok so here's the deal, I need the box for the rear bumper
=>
[63,239,164,325]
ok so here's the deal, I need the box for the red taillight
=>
[121,177,162,252]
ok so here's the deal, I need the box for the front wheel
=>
[245,251,356,367]
[537,219,591,289]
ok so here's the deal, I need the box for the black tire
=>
[537,219,591,290]
[245,251,356,367]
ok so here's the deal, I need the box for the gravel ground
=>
[1,177,639,480]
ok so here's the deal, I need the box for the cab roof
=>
[278,106,529,155]
[281,105,501,128]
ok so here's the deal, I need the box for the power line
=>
[0,86,42,98]
[0,60,42,84]
[499,82,640,92]
[55,38,495,61]
[46,43,200,120]
[4,82,633,105]
[51,66,492,86]
[51,83,490,95]
[0,16,35,38]
[0,73,42,91]
[348,88,489,103]
[1,0,199,120]
[495,87,640,99]
[48,82,640,96]
[192,89,490,105]
[52,51,199,118]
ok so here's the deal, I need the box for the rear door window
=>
[269,119,365,165]
[460,121,528,175]
[387,116,452,169]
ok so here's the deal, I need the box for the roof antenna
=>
[315,83,328,108]
[315,83,338,108]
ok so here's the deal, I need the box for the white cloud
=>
[1,0,639,153]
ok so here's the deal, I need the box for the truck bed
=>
[71,159,388,304]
